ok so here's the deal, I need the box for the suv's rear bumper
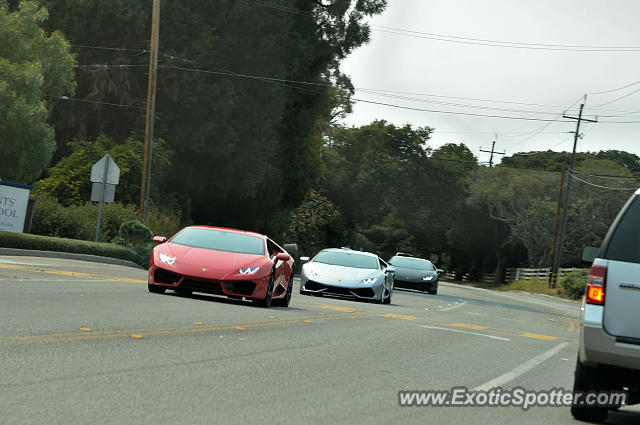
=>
[580,302,640,370]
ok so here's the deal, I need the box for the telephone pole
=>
[479,135,505,167]
[140,0,161,221]
[555,95,598,280]
[549,162,566,287]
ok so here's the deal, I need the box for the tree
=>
[0,0,75,182]
[469,167,559,267]
[288,188,343,255]
[468,158,638,267]
[34,134,172,207]
[43,0,387,234]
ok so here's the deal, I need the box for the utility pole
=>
[140,0,161,221]
[555,95,598,281]
[548,162,566,287]
[479,135,505,167]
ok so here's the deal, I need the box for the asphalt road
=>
[1,256,639,425]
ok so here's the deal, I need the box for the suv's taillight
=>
[586,265,607,305]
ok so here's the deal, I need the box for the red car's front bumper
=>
[148,264,271,299]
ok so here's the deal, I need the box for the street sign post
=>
[91,154,120,241]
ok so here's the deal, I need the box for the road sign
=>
[91,154,120,185]
[91,183,116,203]
[90,154,120,241]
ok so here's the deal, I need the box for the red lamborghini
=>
[147,226,295,307]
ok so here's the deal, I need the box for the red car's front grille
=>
[154,268,181,284]
[179,279,224,295]
[223,281,256,296]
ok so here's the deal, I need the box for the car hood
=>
[154,243,268,279]
[304,262,381,286]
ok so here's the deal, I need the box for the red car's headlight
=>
[238,266,260,275]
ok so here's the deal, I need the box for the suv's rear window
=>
[603,195,640,264]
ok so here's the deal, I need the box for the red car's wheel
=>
[253,271,274,308]
[273,272,294,307]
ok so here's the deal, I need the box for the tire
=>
[253,272,274,308]
[273,273,293,307]
[428,284,438,295]
[377,287,386,304]
[383,283,393,304]
[570,359,609,423]
[148,283,166,294]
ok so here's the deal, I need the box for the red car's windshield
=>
[170,228,265,255]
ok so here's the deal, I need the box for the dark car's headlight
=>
[422,276,434,281]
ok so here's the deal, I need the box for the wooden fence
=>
[443,267,585,284]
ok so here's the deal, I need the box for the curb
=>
[0,247,143,269]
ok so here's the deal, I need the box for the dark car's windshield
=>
[389,256,435,271]
[170,228,265,255]
[313,251,379,269]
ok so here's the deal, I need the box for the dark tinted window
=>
[603,196,640,264]
[170,228,265,255]
[313,251,379,269]
[388,256,435,271]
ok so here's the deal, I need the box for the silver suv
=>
[572,189,640,422]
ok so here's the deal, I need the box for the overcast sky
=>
[340,0,640,165]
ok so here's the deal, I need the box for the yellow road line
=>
[0,312,372,346]
[313,304,356,313]
[377,313,417,321]
[520,332,560,341]
[0,263,146,284]
[450,323,488,331]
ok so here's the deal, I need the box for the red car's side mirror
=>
[153,236,167,244]
[276,252,291,261]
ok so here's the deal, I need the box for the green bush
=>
[31,194,139,242]
[0,231,141,264]
[560,269,589,300]
[145,205,182,238]
[116,220,153,246]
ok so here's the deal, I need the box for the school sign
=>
[0,180,34,233]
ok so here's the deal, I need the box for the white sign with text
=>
[0,183,31,233]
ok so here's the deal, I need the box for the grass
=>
[0,231,143,265]
[497,278,565,298]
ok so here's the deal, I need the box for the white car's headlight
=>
[362,278,377,285]
[159,252,176,265]
[306,268,320,277]
[238,266,260,275]
[423,276,434,281]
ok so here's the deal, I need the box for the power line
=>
[58,95,145,110]
[570,174,638,191]
[589,86,640,109]
[73,58,640,116]
[369,24,640,52]
[370,27,640,52]
[347,97,568,122]
[588,79,640,95]
[241,0,640,52]
[502,96,584,150]
[572,170,640,180]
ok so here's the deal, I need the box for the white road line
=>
[439,301,467,311]
[419,325,510,342]
[473,342,570,391]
